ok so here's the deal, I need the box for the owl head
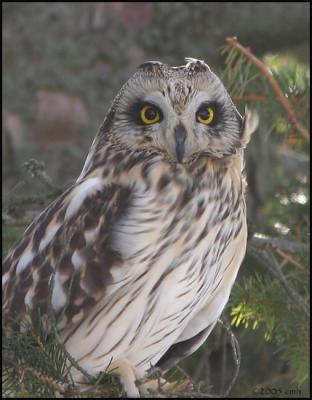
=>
[101,58,258,163]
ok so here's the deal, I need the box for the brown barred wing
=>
[2,180,132,331]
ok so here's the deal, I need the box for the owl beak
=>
[174,123,187,163]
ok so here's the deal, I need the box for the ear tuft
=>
[184,58,212,73]
[241,107,259,147]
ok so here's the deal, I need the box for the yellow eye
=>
[196,107,214,125]
[140,105,161,124]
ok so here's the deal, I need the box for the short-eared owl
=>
[3,58,258,396]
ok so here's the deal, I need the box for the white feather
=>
[84,227,98,244]
[51,273,67,312]
[65,178,102,221]
[39,223,61,252]
[25,289,34,309]
[72,251,84,270]
[2,272,10,287]
[16,250,34,275]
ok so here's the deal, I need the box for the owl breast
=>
[63,159,247,378]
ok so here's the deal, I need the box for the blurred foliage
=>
[3,225,26,255]
[218,42,309,396]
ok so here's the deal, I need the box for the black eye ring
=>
[137,103,163,125]
[140,105,161,124]
[196,102,220,126]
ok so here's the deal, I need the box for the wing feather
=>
[2,179,132,329]
[154,324,214,372]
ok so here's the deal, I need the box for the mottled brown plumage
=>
[2,58,258,397]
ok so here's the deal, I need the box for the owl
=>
[3,58,258,397]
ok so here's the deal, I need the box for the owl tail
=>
[241,107,259,147]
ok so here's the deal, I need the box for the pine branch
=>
[19,367,68,395]
[225,36,310,142]
[247,245,310,318]
[2,275,124,398]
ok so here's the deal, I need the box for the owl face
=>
[107,58,245,163]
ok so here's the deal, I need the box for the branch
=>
[247,246,310,318]
[274,247,307,274]
[218,319,241,398]
[19,367,68,395]
[22,159,63,195]
[226,37,310,142]
[220,328,228,396]
[3,159,73,217]
[248,233,309,254]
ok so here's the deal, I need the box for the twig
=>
[220,329,228,396]
[174,364,194,388]
[20,367,68,394]
[3,159,73,216]
[265,247,310,317]
[218,319,241,398]
[247,246,310,318]
[23,159,63,195]
[274,247,307,273]
[249,233,309,254]
[225,37,309,142]
[31,331,59,376]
